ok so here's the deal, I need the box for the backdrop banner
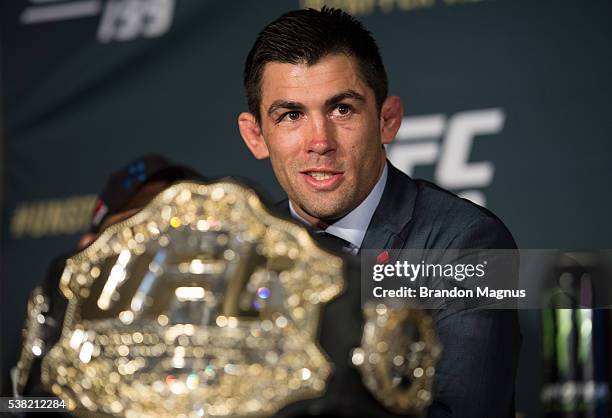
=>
[2,1,611,416]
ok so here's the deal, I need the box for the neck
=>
[290,203,333,229]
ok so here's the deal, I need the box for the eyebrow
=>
[324,90,366,107]
[267,100,303,118]
[266,89,366,118]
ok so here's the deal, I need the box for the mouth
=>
[300,169,344,190]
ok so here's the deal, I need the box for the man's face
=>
[256,54,388,223]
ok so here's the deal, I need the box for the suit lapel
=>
[274,198,290,215]
[360,161,418,250]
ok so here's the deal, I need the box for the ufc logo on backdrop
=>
[97,0,175,42]
[388,108,505,207]
[20,0,176,43]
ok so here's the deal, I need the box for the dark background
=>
[2,0,611,416]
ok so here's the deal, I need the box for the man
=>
[14,155,204,404]
[238,7,520,418]
[78,154,205,248]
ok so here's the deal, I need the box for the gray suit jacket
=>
[275,161,521,417]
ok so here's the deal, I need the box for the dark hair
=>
[244,7,388,122]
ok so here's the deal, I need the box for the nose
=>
[306,116,336,155]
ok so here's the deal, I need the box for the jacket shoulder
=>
[409,179,516,249]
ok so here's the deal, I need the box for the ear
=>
[379,95,404,145]
[78,233,97,250]
[238,112,269,159]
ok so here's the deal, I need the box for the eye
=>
[278,111,302,123]
[331,103,353,118]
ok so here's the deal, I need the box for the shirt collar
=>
[289,162,388,249]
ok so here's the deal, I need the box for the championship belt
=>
[41,180,345,417]
[352,303,442,415]
[15,286,50,395]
